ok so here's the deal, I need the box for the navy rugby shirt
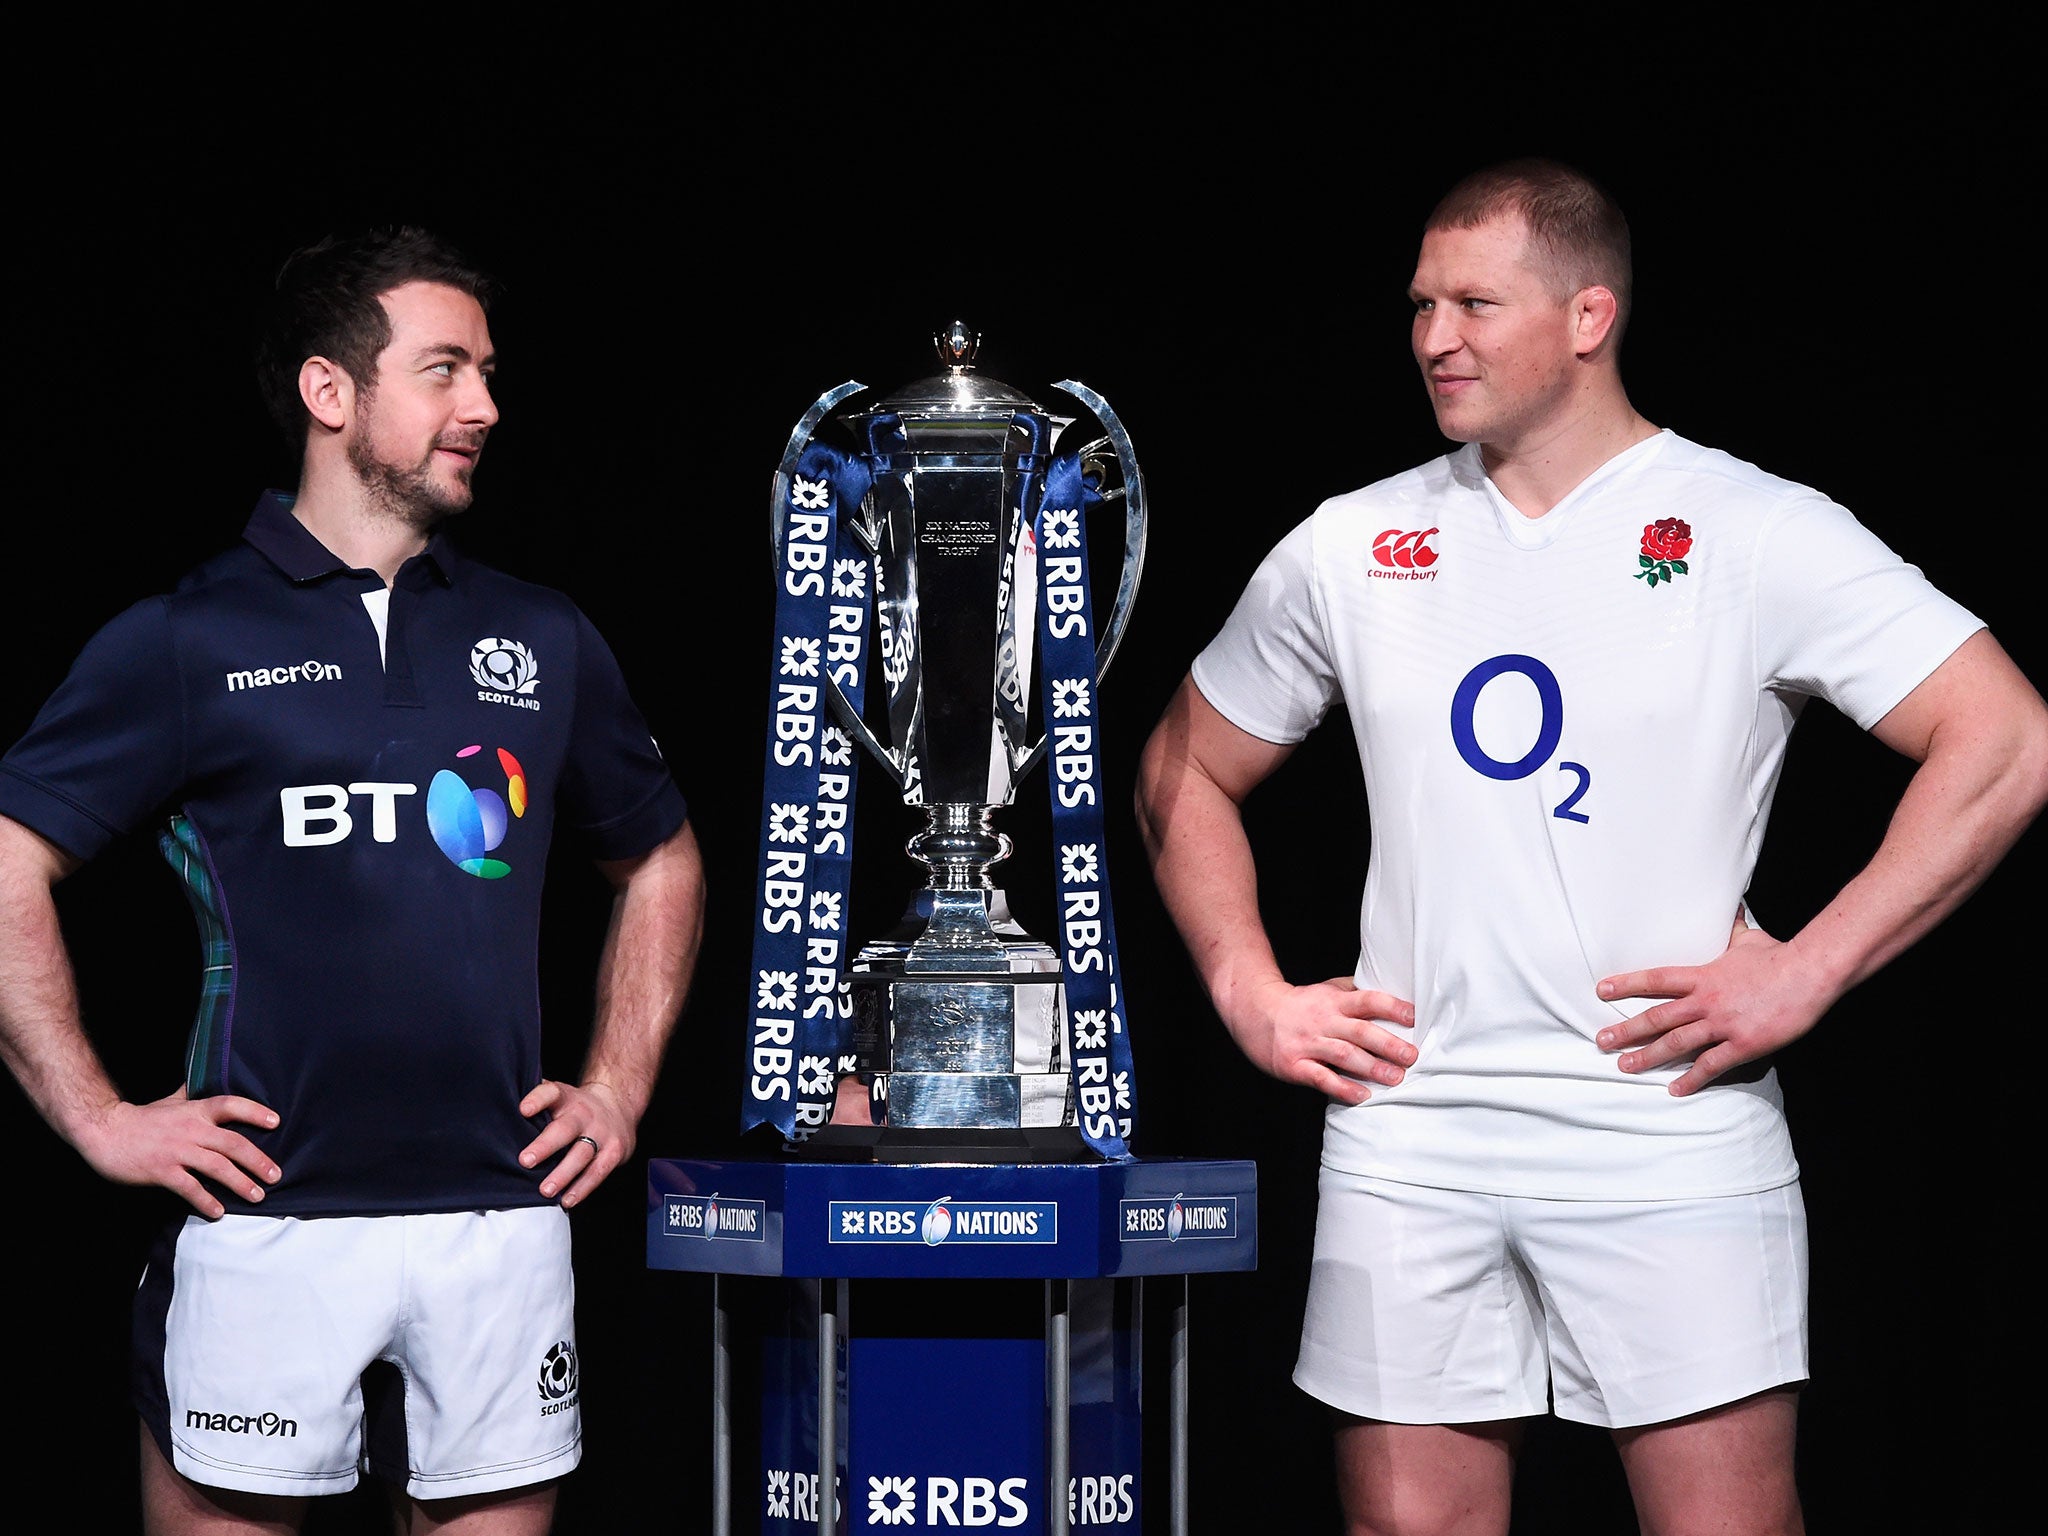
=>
[0,491,688,1217]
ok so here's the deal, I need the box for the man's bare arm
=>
[519,818,706,1206]
[1597,630,2048,1092]
[0,814,280,1216]
[1135,676,1415,1102]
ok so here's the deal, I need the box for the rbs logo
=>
[281,746,530,879]
[1070,1474,1136,1526]
[863,1475,1030,1527]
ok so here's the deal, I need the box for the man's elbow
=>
[0,814,81,888]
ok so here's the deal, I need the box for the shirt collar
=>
[241,489,459,588]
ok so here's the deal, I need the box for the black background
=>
[6,21,2035,1535]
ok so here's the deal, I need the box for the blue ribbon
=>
[741,443,874,1142]
[1030,449,1137,1159]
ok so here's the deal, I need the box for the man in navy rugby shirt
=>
[0,227,704,1534]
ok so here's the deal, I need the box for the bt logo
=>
[428,745,528,878]
[280,745,529,878]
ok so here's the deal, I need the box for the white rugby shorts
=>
[1293,1168,1809,1429]
[134,1206,581,1499]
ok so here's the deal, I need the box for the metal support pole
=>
[1170,1274,1190,1536]
[1048,1278,1071,1536]
[712,1276,732,1536]
[818,1279,840,1536]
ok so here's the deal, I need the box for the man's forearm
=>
[1787,695,2048,1003]
[0,819,120,1148]
[1137,768,1286,1043]
[580,822,705,1129]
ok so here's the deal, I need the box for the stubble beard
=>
[346,411,477,534]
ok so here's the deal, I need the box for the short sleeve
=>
[1755,494,1984,729]
[0,598,187,860]
[557,608,689,861]
[1188,518,1338,744]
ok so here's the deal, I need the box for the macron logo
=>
[226,659,343,693]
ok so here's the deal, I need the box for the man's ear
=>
[1572,286,1622,358]
[298,356,354,432]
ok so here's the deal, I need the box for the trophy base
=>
[795,1123,1104,1165]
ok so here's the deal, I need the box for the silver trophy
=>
[771,323,1146,1160]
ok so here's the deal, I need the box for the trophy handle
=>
[1011,378,1148,783]
[768,379,910,790]
[768,375,1146,797]
[768,378,867,563]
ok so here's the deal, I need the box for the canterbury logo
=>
[1372,528,1440,569]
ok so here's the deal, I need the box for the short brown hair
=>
[255,226,497,457]
[1428,158,1633,347]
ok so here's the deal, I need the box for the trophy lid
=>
[853,320,1046,420]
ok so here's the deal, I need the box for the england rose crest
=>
[1634,518,1692,587]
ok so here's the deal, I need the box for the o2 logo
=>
[1449,654,1591,824]
[427,745,529,878]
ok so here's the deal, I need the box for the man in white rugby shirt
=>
[1134,157,2048,1535]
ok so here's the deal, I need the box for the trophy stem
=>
[907,803,1008,894]
[903,804,1010,967]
